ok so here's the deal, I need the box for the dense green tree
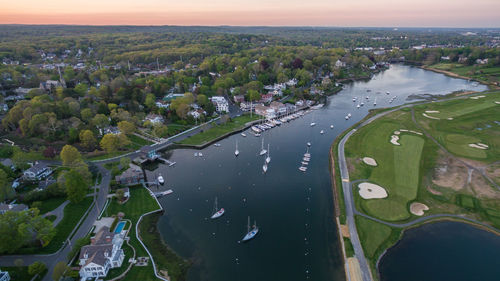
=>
[64,170,87,203]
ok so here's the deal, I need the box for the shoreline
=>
[420,65,500,89]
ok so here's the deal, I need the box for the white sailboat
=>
[310,112,316,127]
[330,125,334,129]
[241,132,247,137]
[210,197,225,219]
[374,98,377,106]
[259,138,267,156]
[320,130,325,134]
[235,140,239,156]
[265,144,271,164]
[241,216,259,242]
[262,163,268,173]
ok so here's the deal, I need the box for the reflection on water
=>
[147,65,486,281]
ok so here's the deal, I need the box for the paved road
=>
[0,165,111,281]
[43,200,69,227]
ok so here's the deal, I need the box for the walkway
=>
[43,200,69,227]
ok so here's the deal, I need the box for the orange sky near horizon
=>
[1,0,499,27]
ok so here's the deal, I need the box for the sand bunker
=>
[409,130,423,135]
[425,110,440,113]
[358,182,388,199]
[422,113,440,120]
[495,101,500,105]
[410,202,429,216]
[394,130,400,135]
[390,135,400,145]
[469,143,489,150]
[362,157,378,166]
[400,129,409,132]
[470,95,486,100]
[447,117,454,120]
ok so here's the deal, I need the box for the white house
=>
[144,114,164,125]
[79,226,125,280]
[23,162,52,180]
[286,78,298,87]
[210,96,229,113]
[335,60,346,68]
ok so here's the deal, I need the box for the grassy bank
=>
[177,114,260,146]
[427,63,500,85]
[104,186,188,281]
[139,213,190,281]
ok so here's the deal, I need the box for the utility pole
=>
[156,57,160,71]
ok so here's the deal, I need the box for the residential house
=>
[0,270,10,281]
[23,162,52,181]
[100,126,120,136]
[260,93,273,104]
[144,114,164,125]
[79,226,125,280]
[233,95,245,104]
[210,96,229,113]
[441,56,451,61]
[0,104,8,113]
[115,165,144,186]
[270,101,287,115]
[0,203,28,214]
[39,80,62,91]
[476,58,489,65]
[286,78,298,87]
[155,101,170,109]
[163,93,184,102]
[254,104,276,120]
[334,60,346,68]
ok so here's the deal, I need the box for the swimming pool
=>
[114,221,126,233]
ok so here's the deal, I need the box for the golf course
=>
[341,90,500,279]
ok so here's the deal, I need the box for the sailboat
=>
[330,125,334,129]
[374,98,377,106]
[265,144,271,164]
[241,216,259,242]
[241,132,247,137]
[259,138,267,156]
[235,140,239,156]
[310,112,316,127]
[262,163,268,173]
[210,197,225,219]
[320,130,325,134]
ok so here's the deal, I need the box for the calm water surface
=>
[149,65,486,281]
[379,221,500,281]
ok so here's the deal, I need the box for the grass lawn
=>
[429,63,500,84]
[178,114,260,146]
[414,91,500,162]
[129,134,154,146]
[33,197,67,214]
[138,213,190,281]
[38,197,93,254]
[343,237,355,258]
[0,266,45,281]
[104,186,163,281]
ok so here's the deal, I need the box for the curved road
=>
[0,165,111,281]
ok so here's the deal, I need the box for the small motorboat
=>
[307,142,311,147]
[157,174,164,185]
[214,143,221,147]
[310,122,316,127]
[241,133,247,137]
[320,130,325,134]
[299,166,307,172]
[330,125,334,129]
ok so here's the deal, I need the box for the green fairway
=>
[346,112,424,221]
[178,114,260,146]
[355,216,393,259]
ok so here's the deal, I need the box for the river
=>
[147,64,487,281]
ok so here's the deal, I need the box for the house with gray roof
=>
[115,165,144,186]
[23,162,52,181]
[0,203,28,214]
[79,226,125,279]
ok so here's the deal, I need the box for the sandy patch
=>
[433,155,468,191]
[427,185,443,195]
[400,129,409,132]
[425,110,440,113]
[362,157,378,166]
[468,143,489,150]
[390,135,400,145]
[340,224,350,238]
[422,113,440,120]
[470,95,485,100]
[358,182,388,199]
[347,258,363,281]
[495,101,500,105]
[470,170,500,199]
[410,202,429,216]
[447,117,454,120]
[394,130,400,135]
[409,130,423,135]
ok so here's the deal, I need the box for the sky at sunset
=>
[1,0,499,27]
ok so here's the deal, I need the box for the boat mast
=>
[247,216,250,233]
